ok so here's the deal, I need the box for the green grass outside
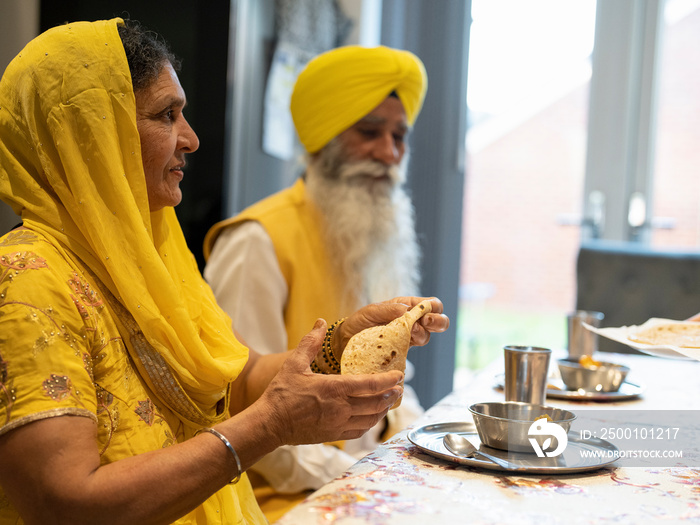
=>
[455,302,568,372]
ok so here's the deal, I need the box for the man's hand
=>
[335,296,450,353]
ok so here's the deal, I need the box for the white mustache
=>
[338,160,401,184]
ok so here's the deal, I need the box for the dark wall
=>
[40,1,230,270]
[380,0,469,408]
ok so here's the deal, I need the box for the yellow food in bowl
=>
[578,355,603,368]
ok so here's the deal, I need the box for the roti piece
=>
[629,322,700,348]
[340,300,432,408]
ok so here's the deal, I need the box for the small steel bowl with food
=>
[468,401,576,453]
[557,356,630,393]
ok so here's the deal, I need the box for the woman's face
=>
[135,63,199,211]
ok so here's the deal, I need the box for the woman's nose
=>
[179,117,200,153]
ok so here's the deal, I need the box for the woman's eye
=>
[157,108,175,121]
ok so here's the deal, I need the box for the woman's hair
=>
[117,19,181,91]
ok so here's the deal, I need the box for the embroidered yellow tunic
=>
[0,229,259,523]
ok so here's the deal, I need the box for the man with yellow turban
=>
[203,45,429,520]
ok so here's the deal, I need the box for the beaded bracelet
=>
[322,318,346,372]
[311,318,346,374]
[195,427,242,484]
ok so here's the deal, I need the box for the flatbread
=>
[341,300,432,408]
[629,322,700,348]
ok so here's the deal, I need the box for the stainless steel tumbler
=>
[567,310,604,360]
[504,345,552,405]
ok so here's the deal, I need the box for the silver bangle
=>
[195,427,242,484]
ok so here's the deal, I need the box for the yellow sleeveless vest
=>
[204,178,344,349]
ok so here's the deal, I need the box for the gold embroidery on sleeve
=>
[0,408,97,438]
[42,373,85,407]
[68,272,104,324]
[96,384,119,455]
[0,251,48,282]
[0,230,38,247]
[135,399,156,426]
[162,429,175,448]
[82,352,94,381]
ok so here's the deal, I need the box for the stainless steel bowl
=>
[468,401,576,453]
[557,358,630,393]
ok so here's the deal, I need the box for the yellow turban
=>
[290,45,428,153]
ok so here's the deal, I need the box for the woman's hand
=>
[227,297,448,457]
[334,296,450,355]
[251,320,404,449]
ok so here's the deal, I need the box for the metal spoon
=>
[443,433,523,471]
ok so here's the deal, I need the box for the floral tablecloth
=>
[277,353,700,524]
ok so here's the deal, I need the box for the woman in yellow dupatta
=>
[0,18,448,524]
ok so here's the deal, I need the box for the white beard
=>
[305,140,421,312]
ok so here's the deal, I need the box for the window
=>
[652,0,700,248]
[458,0,700,385]
[457,0,597,384]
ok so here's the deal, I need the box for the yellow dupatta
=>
[0,19,248,428]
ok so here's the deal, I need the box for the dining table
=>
[276,351,700,524]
